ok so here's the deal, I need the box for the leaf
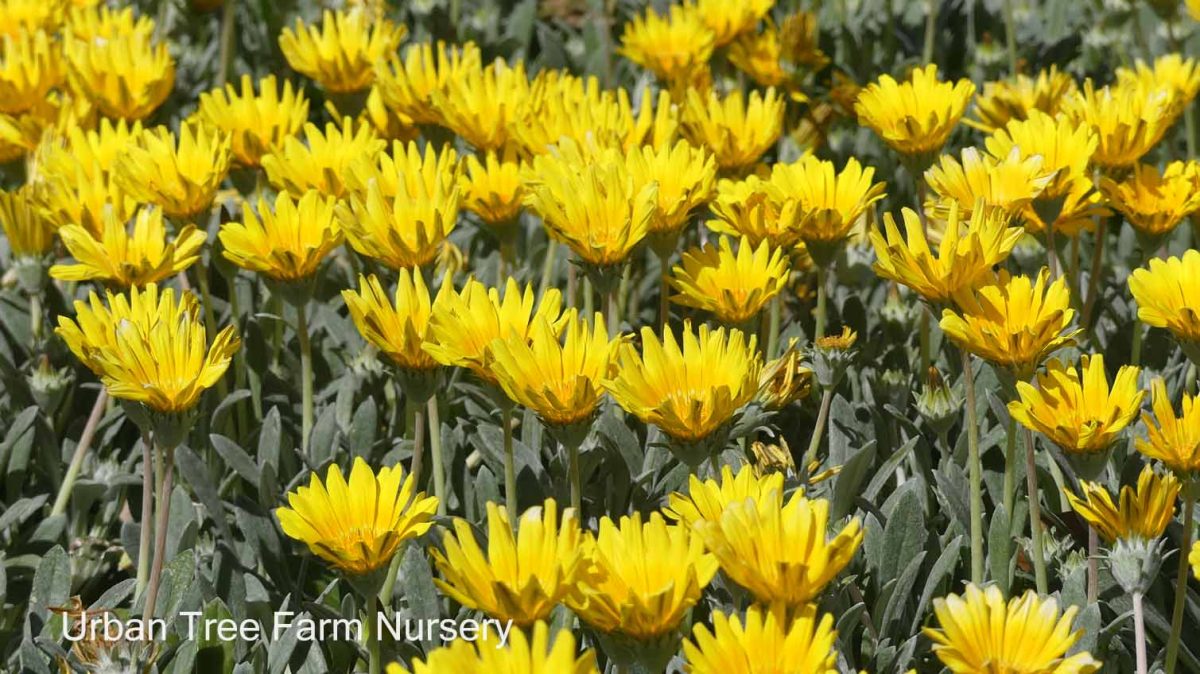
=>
[862,437,918,503]
[831,440,877,522]
[349,397,378,461]
[880,551,927,637]
[0,495,48,531]
[310,405,339,467]
[211,433,262,485]
[988,504,1012,592]
[399,543,440,655]
[212,390,252,431]
[911,535,964,635]
[877,483,925,584]
[177,445,233,542]
[259,407,283,471]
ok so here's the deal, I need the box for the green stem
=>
[919,309,931,374]
[1023,426,1049,595]
[1002,0,1018,74]
[297,302,313,456]
[922,0,939,64]
[767,294,782,359]
[229,277,252,433]
[215,0,236,87]
[1134,591,1149,674]
[1165,478,1195,674]
[803,388,834,481]
[1087,526,1099,604]
[582,276,594,317]
[538,241,559,299]
[567,439,581,513]
[379,543,405,605]
[29,291,42,343]
[1082,218,1107,333]
[502,406,516,516]
[366,593,381,674]
[427,396,445,515]
[1132,322,1144,367]
[1004,417,1017,517]
[51,389,109,516]
[813,266,827,342]
[142,442,175,626]
[134,430,153,600]
[659,261,671,331]
[406,397,425,484]
[607,287,619,339]
[962,349,984,586]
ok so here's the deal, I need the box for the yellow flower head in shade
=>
[924,585,1102,674]
[1101,161,1200,241]
[923,147,1053,223]
[693,0,772,46]
[1137,377,1200,475]
[218,190,342,284]
[56,283,240,414]
[388,621,598,674]
[682,87,784,174]
[624,139,717,241]
[567,511,718,641]
[65,31,172,120]
[460,150,523,227]
[348,87,418,144]
[431,499,587,628]
[0,0,63,37]
[1116,54,1200,122]
[769,155,887,263]
[1066,465,1180,544]
[707,176,802,249]
[728,25,786,89]
[619,4,714,85]
[663,463,784,530]
[0,185,56,258]
[604,322,762,447]
[939,269,1080,381]
[278,9,405,93]
[276,457,437,576]
[872,203,1023,307]
[489,310,621,429]
[670,236,789,325]
[967,66,1078,133]
[758,343,814,410]
[684,604,838,674]
[196,74,309,167]
[0,30,63,115]
[50,207,205,288]
[114,123,233,221]
[262,118,385,199]
[1008,355,1145,456]
[1061,80,1171,170]
[63,4,153,43]
[341,272,440,373]
[854,64,975,160]
[696,491,862,608]
[431,58,528,152]
[1128,250,1200,350]
[423,277,566,385]
[375,41,481,127]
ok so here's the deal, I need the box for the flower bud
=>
[812,327,857,390]
[915,366,961,438]
[1109,537,1167,596]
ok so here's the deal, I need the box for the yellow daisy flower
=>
[218,190,342,284]
[63,4,153,42]
[1137,377,1200,475]
[693,0,772,46]
[375,40,481,127]
[770,155,887,264]
[684,604,838,674]
[388,621,598,674]
[619,4,714,85]
[728,25,788,89]
[196,74,309,167]
[50,207,205,288]
[707,175,802,249]
[670,236,789,325]
[663,463,784,529]
[967,66,1077,133]
[0,30,63,115]
[278,9,405,93]
[1061,80,1171,170]
[262,117,385,198]
[854,64,975,162]
[778,11,830,70]
[460,150,524,229]
[1115,54,1200,123]
[923,147,1053,224]
[1101,161,1200,242]
[624,139,717,248]
[1191,540,1200,580]
[65,31,172,121]
[114,123,233,221]
[758,344,814,410]
[33,166,138,238]
[34,116,140,184]
[682,87,784,174]
[341,272,441,373]
[1128,249,1200,352]
[1066,465,1179,544]
[431,58,528,152]
[0,185,56,258]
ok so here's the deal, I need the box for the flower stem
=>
[406,397,425,484]
[502,406,516,516]
[961,349,984,586]
[366,593,380,674]
[1165,477,1195,674]
[426,395,445,516]
[606,287,619,339]
[296,302,313,456]
[1082,217,1107,332]
[659,258,670,331]
[813,266,827,342]
[1134,591,1149,674]
[1002,0,1018,75]
[566,438,581,513]
[1004,418,1017,517]
[922,0,938,64]
[1087,526,1099,604]
[538,241,559,300]
[134,430,153,600]
[767,294,782,360]
[1131,316,1144,367]
[29,290,42,343]
[51,389,109,516]
[142,442,175,627]
[919,309,931,374]
[215,0,236,87]
[1022,426,1049,595]
[803,388,834,482]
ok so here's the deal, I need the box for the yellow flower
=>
[566,511,717,640]
[431,499,586,627]
[663,463,784,529]
[65,31,172,120]
[0,30,63,115]
[218,190,342,283]
[63,4,153,42]
[1192,540,1200,581]
[55,283,240,414]
[50,207,205,288]
[431,58,528,152]
[0,185,56,257]
[375,41,481,126]
[604,322,762,447]
[924,584,1102,674]
[854,64,975,160]
[196,74,309,167]
[276,457,437,576]
[278,9,405,93]
[388,621,598,674]
[262,118,385,198]
[872,203,1023,307]
[707,176,802,249]
[1137,377,1200,475]
[624,139,716,242]
[684,604,838,674]
[779,11,829,70]
[682,88,784,174]
[758,344,814,410]
[770,155,887,262]
[423,277,566,385]
[1008,355,1144,456]
[939,269,1079,381]
[489,310,620,429]
[1066,465,1179,544]
[967,66,1077,133]
[619,4,713,86]
[693,0,771,46]
[1128,249,1200,348]
[1101,161,1200,241]
[1116,54,1200,122]
[728,26,787,89]
[351,86,418,143]
[1061,80,1171,170]
[34,116,140,184]
[34,167,137,239]
[341,272,440,373]
[458,150,523,230]
[114,123,232,221]
[670,236,789,325]
[696,491,862,608]
[924,147,1052,223]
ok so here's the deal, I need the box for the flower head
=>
[1116,54,1200,122]
[682,88,784,174]
[769,155,886,263]
[218,190,342,284]
[684,604,838,674]
[1066,465,1179,544]
[670,236,789,325]
[375,41,480,126]
[0,30,63,115]
[196,74,309,167]
[276,457,437,576]
[1128,249,1200,350]
[624,139,716,242]
[0,0,63,37]
[1137,377,1200,475]
[431,58,528,152]
[664,463,784,530]
[65,31,172,120]
[1101,161,1200,241]
[0,185,56,258]
[34,116,140,185]
[758,343,814,409]
[707,176,801,249]
[389,621,597,674]
[460,150,524,227]
[342,272,440,373]
[1191,541,1200,581]
[967,66,1077,133]
[924,584,1102,674]
[619,5,714,86]
[854,65,975,160]
[63,5,153,42]
[924,147,1052,223]
[50,207,205,288]
[693,0,772,46]
[114,123,233,220]
[1061,80,1171,170]
[262,118,385,198]
[278,9,405,93]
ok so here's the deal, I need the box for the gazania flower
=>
[278,9,405,93]
[0,0,62,37]
[664,463,784,529]
[65,31,172,120]
[924,585,1102,674]
[1008,355,1144,457]
[431,58,528,152]
[696,491,862,608]
[50,207,205,288]
[967,66,1077,133]
[1116,54,1200,122]
[707,176,801,249]
[769,155,887,264]
[342,272,440,374]
[489,310,620,429]
[460,150,524,228]
[34,116,140,184]
[758,344,814,410]
[375,41,481,126]
[0,185,56,258]
[618,5,714,86]
[1128,250,1200,353]
[682,88,784,174]
[276,457,437,576]
[854,64,975,162]
[670,236,789,325]
[566,512,718,641]
[939,269,1079,381]
[1137,377,1200,475]
[34,167,137,238]
[604,322,762,451]
[1061,80,1171,170]
[218,190,342,284]
[1066,465,1179,544]
[63,5,153,42]
[353,86,418,143]
[55,283,239,414]
[684,604,838,674]
[262,118,385,198]
[624,140,716,247]
[0,30,63,115]
[114,123,233,221]
[1191,540,1200,580]
[728,26,788,89]
[423,277,566,385]
[1101,161,1200,243]
[693,0,772,46]
[431,499,586,627]
[871,203,1023,307]
[389,621,598,674]
[923,147,1052,223]
[196,74,309,167]
[345,139,459,201]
